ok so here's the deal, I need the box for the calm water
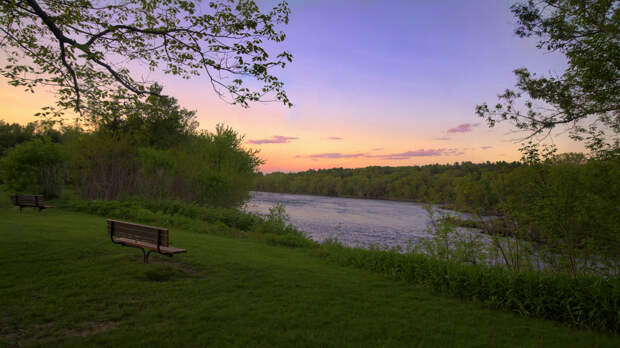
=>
[243,191,468,249]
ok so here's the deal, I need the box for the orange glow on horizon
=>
[1,80,577,174]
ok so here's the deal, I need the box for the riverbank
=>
[1,203,618,346]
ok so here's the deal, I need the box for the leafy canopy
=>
[476,0,619,154]
[0,0,293,114]
[86,83,199,148]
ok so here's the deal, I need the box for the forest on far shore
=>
[256,149,620,277]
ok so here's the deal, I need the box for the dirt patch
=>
[57,321,118,337]
[1,321,117,346]
[131,255,205,277]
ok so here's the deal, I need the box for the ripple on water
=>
[243,191,459,250]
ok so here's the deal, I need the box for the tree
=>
[0,138,65,197]
[0,0,293,114]
[476,0,619,154]
[87,83,199,148]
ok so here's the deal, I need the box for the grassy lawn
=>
[0,205,618,347]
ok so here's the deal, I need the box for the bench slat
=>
[107,224,169,246]
[107,219,184,263]
[113,237,187,254]
[11,195,49,209]
[107,219,169,232]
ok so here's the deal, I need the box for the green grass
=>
[0,206,618,347]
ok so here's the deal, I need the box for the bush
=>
[56,195,310,248]
[0,138,64,197]
[65,124,261,207]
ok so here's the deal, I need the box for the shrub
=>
[0,138,64,197]
[56,196,309,246]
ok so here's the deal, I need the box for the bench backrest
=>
[11,195,44,206]
[107,219,169,247]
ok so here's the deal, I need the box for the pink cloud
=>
[480,146,493,150]
[297,152,366,159]
[327,136,343,140]
[296,148,464,161]
[434,137,451,141]
[374,149,446,160]
[447,123,480,133]
[374,148,464,160]
[247,135,299,145]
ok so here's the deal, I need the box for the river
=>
[243,191,469,250]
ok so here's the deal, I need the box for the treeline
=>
[0,88,261,208]
[255,161,523,205]
[257,146,620,276]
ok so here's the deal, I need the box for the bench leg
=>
[143,250,173,264]
[142,249,149,264]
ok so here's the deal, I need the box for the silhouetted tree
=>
[0,0,293,114]
[477,0,619,154]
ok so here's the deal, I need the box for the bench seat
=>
[11,194,51,211]
[113,237,187,254]
[107,219,186,263]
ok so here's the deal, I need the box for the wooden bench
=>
[107,219,187,263]
[10,194,51,211]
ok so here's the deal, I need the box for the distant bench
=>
[11,194,52,211]
[107,219,186,263]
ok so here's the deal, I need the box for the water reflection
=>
[243,191,459,249]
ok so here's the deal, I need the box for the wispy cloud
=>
[297,148,464,161]
[371,147,384,151]
[247,135,299,145]
[373,149,448,160]
[296,152,366,159]
[480,146,493,150]
[327,136,343,140]
[434,137,451,141]
[447,123,480,134]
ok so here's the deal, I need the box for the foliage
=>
[161,124,261,206]
[0,119,65,157]
[0,120,36,156]
[0,0,293,113]
[416,206,488,265]
[87,83,199,148]
[267,203,289,225]
[54,194,310,247]
[65,131,140,200]
[255,162,523,205]
[256,152,620,277]
[476,0,620,153]
[62,122,261,207]
[490,145,620,277]
[0,138,64,197]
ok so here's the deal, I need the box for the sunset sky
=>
[0,0,584,173]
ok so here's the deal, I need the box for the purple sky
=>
[2,0,577,172]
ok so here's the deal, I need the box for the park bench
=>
[10,194,51,211]
[107,219,186,263]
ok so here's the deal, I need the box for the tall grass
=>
[54,195,316,248]
[314,241,619,332]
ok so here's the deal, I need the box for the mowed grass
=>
[0,207,618,347]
